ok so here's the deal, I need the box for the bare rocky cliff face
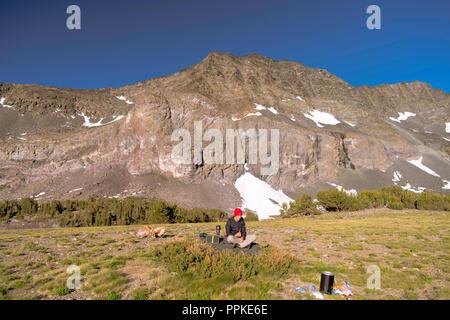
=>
[0,52,449,215]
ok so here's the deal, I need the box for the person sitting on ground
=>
[224,208,257,248]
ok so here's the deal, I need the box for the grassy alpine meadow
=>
[0,208,448,300]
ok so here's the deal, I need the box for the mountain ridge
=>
[0,51,449,217]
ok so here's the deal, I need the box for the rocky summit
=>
[0,52,449,218]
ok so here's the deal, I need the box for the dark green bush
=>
[388,200,405,210]
[18,198,38,215]
[244,211,259,221]
[0,196,228,227]
[316,189,357,211]
[357,190,384,209]
[280,193,321,217]
[416,191,446,210]
[0,184,447,226]
[400,191,418,209]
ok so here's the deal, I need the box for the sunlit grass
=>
[0,208,448,299]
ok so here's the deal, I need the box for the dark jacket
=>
[225,217,247,240]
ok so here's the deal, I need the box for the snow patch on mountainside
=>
[232,112,262,121]
[408,156,440,177]
[393,171,426,193]
[442,180,450,190]
[343,120,356,127]
[34,192,46,198]
[254,103,266,110]
[116,96,134,104]
[268,107,279,114]
[80,113,124,127]
[392,171,402,183]
[253,103,278,114]
[234,172,293,220]
[304,110,341,128]
[401,183,426,193]
[80,113,103,127]
[446,123,450,133]
[389,112,416,123]
[244,112,262,118]
[327,182,357,196]
[0,97,13,109]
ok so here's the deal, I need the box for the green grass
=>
[130,288,149,300]
[55,285,70,296]
[0,209,448,300]
[82,270,129,298]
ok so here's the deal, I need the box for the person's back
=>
[224,208,256,248]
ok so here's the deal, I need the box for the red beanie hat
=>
[234,208,243,216]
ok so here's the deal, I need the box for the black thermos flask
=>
[216,225,221,235]
[319,271,334,294]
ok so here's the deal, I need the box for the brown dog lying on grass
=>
[136,226,166,238]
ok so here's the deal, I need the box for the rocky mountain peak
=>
[0,53,448,217]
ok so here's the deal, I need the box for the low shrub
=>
[284,186,448,214]
[0,197,228,227]
[280,193,321,217]
[416,191,446,210]
[316,189,356,211]
[357,190,384,209]
[244,211,259,221]
[0,184,447,226]
[151,240,296,282]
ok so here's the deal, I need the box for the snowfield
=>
[0,97,13,109]
[401,183,426,194]
[442,180,450,190]
[392,171,402,183]
[244,112,262,118]
[34,192,46,198]
[80,113,104,127]
[327,182,357,196]
[407,156,440,177]
[80,113,124,127]
[232,112,262,121]
[234,172,293,220]
[296,96,305,102]
[304,110,341,128]
[389,112,416,123]
[253,103,278,114]
[254,103,267,110]
[107,115,125,124]
[268,107,279,114]
[116,96,134,104]
[343,120,356,127]
[446,122,450,133]
[392,170,426,193]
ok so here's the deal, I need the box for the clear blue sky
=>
[1,0,449,91]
